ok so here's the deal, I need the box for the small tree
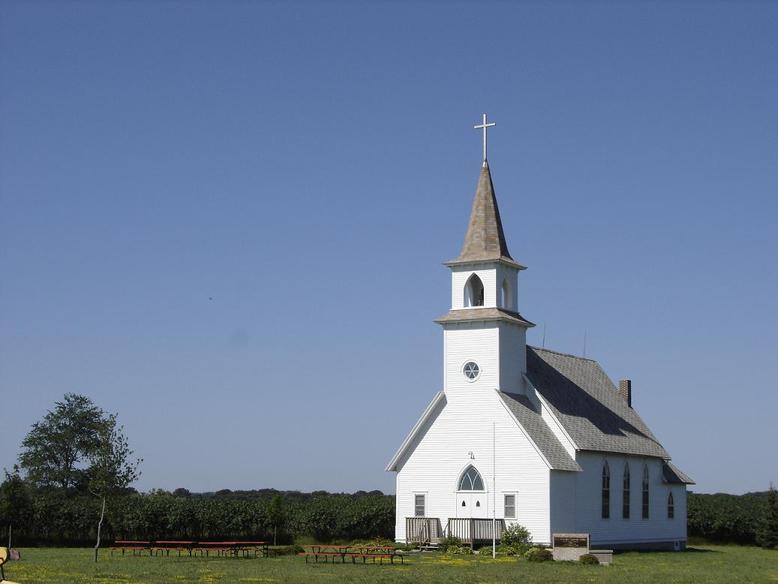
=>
[19,393,105,491]
[0,466,33,548]
[89,414,141,562]
[757,483,778,549]
[266,494,286,545]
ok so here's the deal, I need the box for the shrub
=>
[501,523,532,547]
[444,544,473,555]
[496,543,527,556]
[524,547,553,562]
[500,523,532,555]
[579,553,599,565]
[440,535,462,549]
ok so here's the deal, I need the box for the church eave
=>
[434,307,535,328]
[385,391,446,472]
[443,256,527,271]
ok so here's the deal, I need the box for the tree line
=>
[0,487,395,546]
[1,393,776,549]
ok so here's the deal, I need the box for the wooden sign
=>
[553,534,589,548]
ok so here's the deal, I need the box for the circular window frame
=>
[462,361,480,382]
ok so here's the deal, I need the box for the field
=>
[4,545,778,583]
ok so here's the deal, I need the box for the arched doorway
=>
[456,465,487,518]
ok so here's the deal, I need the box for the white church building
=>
[386,116,693,550]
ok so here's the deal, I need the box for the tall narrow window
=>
[642,464,650,519]
[667,492,675,519]
[501,278,511,309]
[464,274,485,307]
[458,465,485,491]
[623,463,631,519]
[601,461,610,519]
[504,494,516,519]
[414,494,426,517]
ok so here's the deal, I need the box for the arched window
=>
[642,464,650,519]
[458,465,485,491]
[623,463,631,519]
[601,461,610,519]
[464,274,485,307]
[501,278,511,309]
[667,492,675,519]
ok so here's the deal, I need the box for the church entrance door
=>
[456,492,487,518]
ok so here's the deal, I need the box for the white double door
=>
[456,492,488,518]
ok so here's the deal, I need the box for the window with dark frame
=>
[623,463,631,519]
[458,465,485,491]
[667,492,674,519]
[601,461,610,519]
[504,494,516,519]
[642,465,650,519]
[414,494,425,517]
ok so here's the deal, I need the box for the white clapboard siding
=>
[394,388,552,544]
[570,453,688,546]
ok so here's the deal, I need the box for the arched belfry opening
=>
[464,274,484,307]
[501,277,511,309]
[457,465,485,491]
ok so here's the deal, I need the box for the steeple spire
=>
[454,159,514,264]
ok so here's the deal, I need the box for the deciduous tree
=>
[18,393,105,491]
[757,484,778,549]
[0,466,33,548]
[89,415,141,562]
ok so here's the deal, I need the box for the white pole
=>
[492,421,496,559]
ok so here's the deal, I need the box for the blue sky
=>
[1,1,776,495]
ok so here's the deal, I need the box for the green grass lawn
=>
[4,545,778,584]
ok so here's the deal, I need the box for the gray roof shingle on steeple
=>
[526,346,671,460]
[449,162,520,267]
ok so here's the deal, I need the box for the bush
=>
[444,544,473,555]
[579,553,599,565]
[440,535,462,549]
[524,547,553,562]
[501,523,532,547]
[499,523,532,555]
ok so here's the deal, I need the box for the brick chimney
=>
[619,379,632,407]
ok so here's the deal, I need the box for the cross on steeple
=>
[473,113,496,164]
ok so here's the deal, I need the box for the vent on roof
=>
[619,379,632,407]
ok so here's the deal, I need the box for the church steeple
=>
[455,162,514,264]
[435,115,532,396]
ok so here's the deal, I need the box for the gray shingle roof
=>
[526,347,670,459]
[498,391,581,471]
[662,461,695,485]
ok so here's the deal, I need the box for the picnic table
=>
[301,544,404,564]
[110,540,269,558]
[111,540,152,556]
[193,541,269,558]
[153,540,196,556]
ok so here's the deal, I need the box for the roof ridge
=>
[528,345,597,362]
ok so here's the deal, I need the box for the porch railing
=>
[405,517,442,545]
[445,518,506,545]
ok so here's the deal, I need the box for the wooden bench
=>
[0,547,20,584]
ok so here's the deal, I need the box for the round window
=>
[463,361,480,381]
